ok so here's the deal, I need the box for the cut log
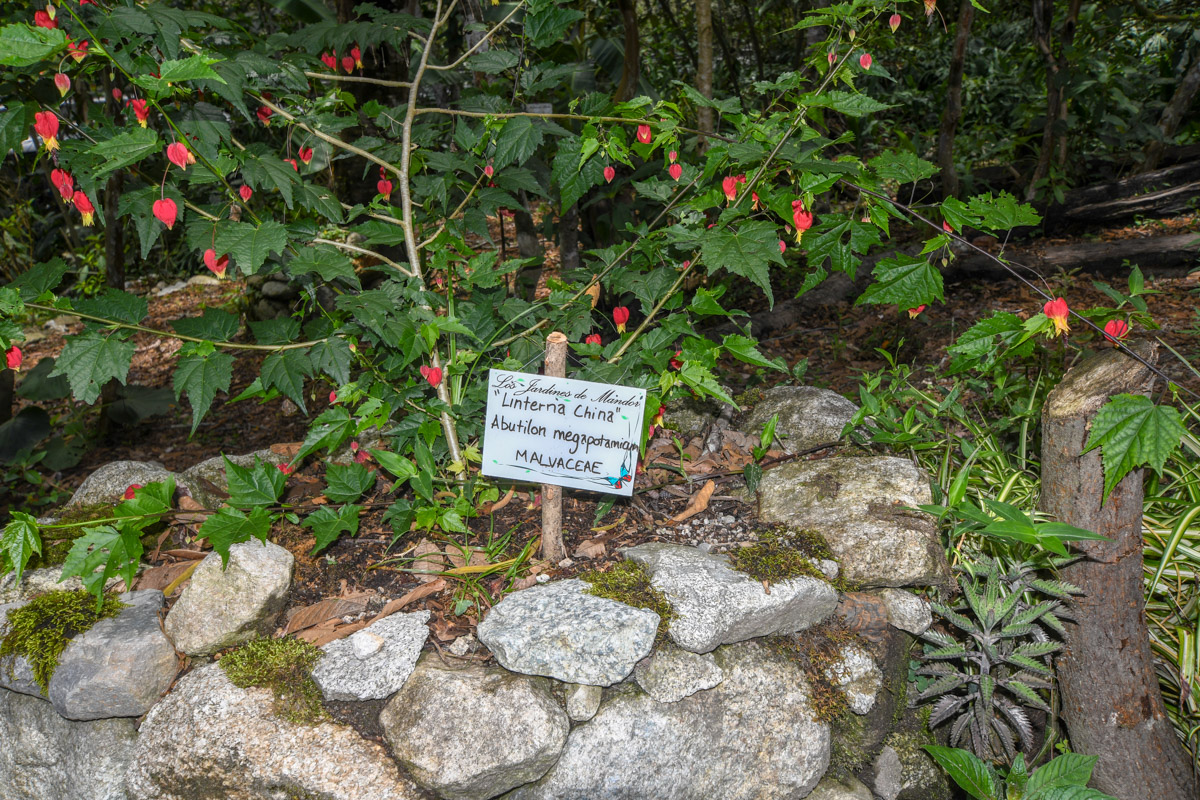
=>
[1040,339,1198,800]
[1059,159,1200,210]
[953,233,1200,281]
[1061,180,1200,224]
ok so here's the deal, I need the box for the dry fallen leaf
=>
[369,578,447,625]
[573,536,608,560]
[412,538,446,582]
[134,562,196,593]
[284,597,370,635]
[173,495,210,525]
[672,479,716,522]
[295,619,358,647]
[480,485,516,515]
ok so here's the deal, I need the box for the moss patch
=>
[729,527,835,586]
[220,637,327,725]
[581,560,676,644]
[767,619,866,724]
[0,589,125,694]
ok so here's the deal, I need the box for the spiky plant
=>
[915,555,1081,762]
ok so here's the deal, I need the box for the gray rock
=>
[128,665,421,800]
[823,644,882,715]
[163,541,293,656]
[507,642,830,800]
[311,610,430,701]
[623,543,838,653]
[564,683,602,722]
[476,579,659,686]
[153,280,189,297]
[181,450,289,506]
[48,591,177,720]
[874,746,905,800]
[740,386,859,453]
[873,731,951,800]
[633,644,724,703]
[0,602,42,697]
[260,280,299,300]
[0,687,138,800]
[664,396,725,437]
[757,456,949,588]
[806,774,874,800]
[0,568,110,605]
[186,274,221,286]
[448,633,479,657]
[878,588,932,635]
[381,654,569,800]
[67,461,176,508]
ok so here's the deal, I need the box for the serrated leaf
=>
[303,504,360,554]
[261,349,313,412]
[224,456,286,507]
[295,407,356,462]
[0,24,66,67]
[808,90,893,117]
[309,338,353,385]
[857,254,944,309]
[493,116,544,169]
[197,507,273,566]
[467,49,518,73]
[289,244,360,287]
[325,462,375,503]
[50,332,136,405]
[10,258,69,301]
[89,128,162,179]
[1084,393,1186,499]
[0,103,33,158]
[0,512,41,585]
[174,344,234,435]
[215,221,289,275]
[73,289,149,326]
[869,150,940,185]
[922,746,998,800]
[525,4,584,47]
[60,525,143,607]
[700,221,787,307]
[723,334,786,370]
[171,308,241,341]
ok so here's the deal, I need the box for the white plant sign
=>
[481,369,647,496]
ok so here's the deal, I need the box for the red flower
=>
[791,199,813,243]
[111,88,123,102]
[908,305,926,319]
[122,484,143,500]
[33,9,56,28]
[239,185,253,202]
[34,111,59,151]
[604,165,615,183]
[827,51,837,66]
[351,45,363,68]
[67,39,88,61]
[129,98,150,127]
[167,142,193,170]
[924,0,937,16]
[321,52,337,70]
[612,306,630,334]
[668,163,682,181]
[299,146,313,165]
[377,179,393,200]
[859,53,873,70]
[278,462,294,475]
[1043,297,1070,337]
[484,164,494,178]
[73,191,95,225]
[256,105,272,126]
[54,73,70,96]
[942,220,953,233]
[779,240,787,254]
[153,198,178,230]
[722,175,738,203]
[585,334,602,346]
[1103,319,1129,343]
[668,150,678,162]
[329,390,338,404]
[636,124,652,144]
[285,158,298,171]
[203,249,228,279]
[889,13,901,32]
[419,365,443,388]
[669,349,682,369]
[51,168,73,201]
[341,55,354,74]
[5,345,22,371]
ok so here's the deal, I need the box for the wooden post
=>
[541,331,569,564]
[1040,339,1197,800]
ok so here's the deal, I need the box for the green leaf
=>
[309,338,353,385]
[525,3,584,47]
[700,221,787,307]
[115,478,176,533]
[243,151,299,209]
[869,151,940,185]
[1036,788,1118,800]
[922,746,999,800]
[0,103,33,158]
[808,90,893,118]
[73,289,149,326]
[294,407,356,462]
[215,221,289,275]
[160,54,225,83]
[60,525,143,607]
[467,49,518,73]
[857,254,944,309]
[289,244,360,287]
[174,343,234,435]
[493,116,544,169]
[197,507,274,566]
[50,332,136,405]
[1084,394,1187,499]
[260,349,313,412]
[303,504,360,554]
[89,128,162,179]
[0,512,40,585]
[723,334,786,371]
[248,317,300,346]
[0,24,66,67]
[224,456,287,507]
[10,258,69,301]
[171,308,241,341]
[325,462,376,503]
[372,450,417,480]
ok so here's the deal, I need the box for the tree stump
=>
[1040,339,1197,799]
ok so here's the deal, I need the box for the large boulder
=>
[507,642,830,800]
[757,456,949,588]
[739,386,860,453]
[0,687,138,800]
[381,654,569,800]
[65,461,204,509]
[0,601,43,697]
[476,579,659,686]
[623,543,838,653]
[127,664,421,800]
[181,450,289,506]
[163,541,293,656]
[49,590,178,720]
[310,610,430,701]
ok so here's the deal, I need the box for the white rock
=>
[634,645,724,703]
[311,611,430,701]
[564,683,602,722]
[823,644,882,715]
[739,386,860,452]
[878,588,932,635]
[351,632,385,659]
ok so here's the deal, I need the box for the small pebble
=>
[535,574,550,584]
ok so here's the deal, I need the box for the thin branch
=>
[412,108,737,143]
[312,238,415,277]
[255,95,402,181]
[304,71,412,88]
[608,259,697,363]
[427,0,526,71]
[418,174,484,248]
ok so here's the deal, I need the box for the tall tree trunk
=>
[937,0,974,199]
[696,0,714,150]
[1143,53,1200,172]
[1041,339,1198,800]
[558,203,580,273]
[713,6,741,102]
[1026,0,1081,200]
[614,0,640,101]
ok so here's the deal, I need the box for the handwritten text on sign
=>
[481,369,647,496]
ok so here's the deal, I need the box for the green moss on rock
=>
[219,637,327,725]
[30,502,162,570]
[729,527,835,585]
[0,589,125,694]
[581,560,676,644]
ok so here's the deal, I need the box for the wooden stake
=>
[541,331,569,564]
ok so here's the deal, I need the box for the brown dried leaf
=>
[161,549,208,560]
[271,441,303,457]
[672,479,716,522]
[480,486,515,515]
[412,538,446,582]
[370,578,447,625]
[284,597,370,635]
[573,537,607,560]
[295,619,362,647]
[134,562,196,592]
[173,495,210,525]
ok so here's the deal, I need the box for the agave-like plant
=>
[915,555,1081,762]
